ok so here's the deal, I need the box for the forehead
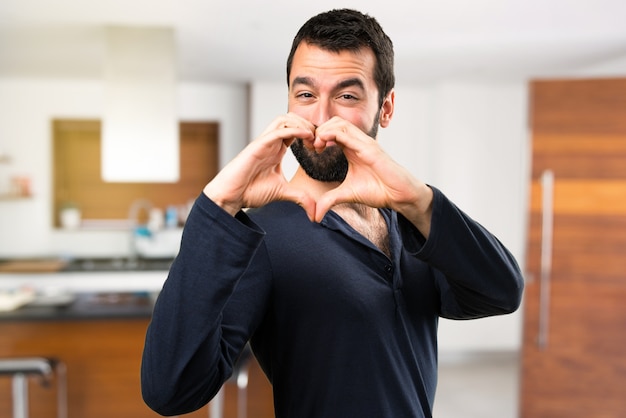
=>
[289,42,376,88]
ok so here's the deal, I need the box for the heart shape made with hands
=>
[280,118,406,223]
[283,148,371,223]
[280,132,356,222]
[207,115,405,224]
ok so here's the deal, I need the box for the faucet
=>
[127,198,153,260]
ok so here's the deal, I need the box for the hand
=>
[203,113,317,220]
[311,117,434,236]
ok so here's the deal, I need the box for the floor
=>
[434,350,520,418]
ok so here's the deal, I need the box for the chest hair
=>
[333,204,390,258]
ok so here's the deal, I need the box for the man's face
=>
[287,42,383,182]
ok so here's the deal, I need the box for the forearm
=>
[141,194,265,415]
[404,187,524,318]
[393,181,434,239]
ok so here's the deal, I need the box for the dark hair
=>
[286,9,395,108]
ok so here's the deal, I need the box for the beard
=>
[290,116,380,183]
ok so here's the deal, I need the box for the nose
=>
[310,99,333,127]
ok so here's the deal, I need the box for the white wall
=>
[0,78,247,257]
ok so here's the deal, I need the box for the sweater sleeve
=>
[400,186,524,319]
[141,194,271,415]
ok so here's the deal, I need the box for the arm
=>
[141,196,269,415]
[402,187,524,319]
[310,118,522,317]
[142,113,316,414]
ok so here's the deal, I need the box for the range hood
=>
[102,26,179,183]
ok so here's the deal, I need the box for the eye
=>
[338,93,358,102]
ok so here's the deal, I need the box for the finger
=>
[312,135,337,153]
[312,121,341,152]
[260,114,315,141]
[277,114,318,151]
[286,112,317,132]
[314,187,350,223]
[279,125,315,150]
[315,119,373,153]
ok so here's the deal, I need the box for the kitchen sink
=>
[63,257,174,272]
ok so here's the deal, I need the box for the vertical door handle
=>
[537,169,554,349]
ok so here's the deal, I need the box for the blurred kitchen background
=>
[1,0,625,417]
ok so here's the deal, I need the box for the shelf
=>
[0,194,31,201]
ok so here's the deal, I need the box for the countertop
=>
[0,291,155,322]
[0,257,172,321]
[0,257,172,292]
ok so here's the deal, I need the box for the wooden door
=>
[520,78,626,417]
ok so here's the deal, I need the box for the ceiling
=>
[2,0,626,85]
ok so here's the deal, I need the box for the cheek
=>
[338,111,374,132]
[289,108,311,122]
[337,101,380,128]
[287,102,313,122]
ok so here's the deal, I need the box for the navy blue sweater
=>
[141,187,523,417]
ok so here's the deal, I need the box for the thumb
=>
[314,188,346,223]
[281,185,317,222]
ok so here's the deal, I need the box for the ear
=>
[379,89,395,128]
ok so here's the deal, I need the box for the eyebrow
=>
[291,76,366,92]
[291,76,316,90]
[336,78,366,92]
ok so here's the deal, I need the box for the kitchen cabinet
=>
[520,78,626,416]
[0,318,158,417]
[0,301,274,417]
[0,265,275,418]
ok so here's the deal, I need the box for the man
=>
[141,9,523,418]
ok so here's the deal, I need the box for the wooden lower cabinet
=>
[0,319,274,417]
